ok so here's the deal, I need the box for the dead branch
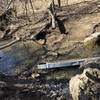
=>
[47,8,56,29]
[0,38,20,50]
[0,20,50,50]
[29,0,35,18]
[6,0,13,10]
[24,0,31,22]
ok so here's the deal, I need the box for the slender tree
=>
[58,0,61,7]
[29,0,35,19]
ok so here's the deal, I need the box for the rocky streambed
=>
[0,75,71,100]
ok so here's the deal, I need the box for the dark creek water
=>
[0,50,16,74]
[0,49,30,75]
[0,41,100,79]
[0,41,39,75]
[0,40,79,80]
[0,39,97,79]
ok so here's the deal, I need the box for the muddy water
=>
[46,67,78,80]
[0,40,79,80]
[2,39,99,80]
[0,46,99,80]
[0,40,43,75]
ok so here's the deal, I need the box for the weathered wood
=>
[48,8,56,29]
[0,39,20,50]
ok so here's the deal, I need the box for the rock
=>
[0,72,6,80]
[0,81,7,88]
[31,73,40,79]
[46,34,65,51]
[69,62,100,100]
[84,32,100,48]
[0,81,7,97]
[0,31,4,39]
[37,39,46,45]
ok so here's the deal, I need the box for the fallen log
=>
[0,34,20,50]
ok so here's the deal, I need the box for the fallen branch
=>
[47,9,56,29]
[0,38,20,50]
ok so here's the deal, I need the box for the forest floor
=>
[0,0,100,100]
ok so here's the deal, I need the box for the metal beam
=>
[37,57,100,69]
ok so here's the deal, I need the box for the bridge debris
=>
[37,57,100,69]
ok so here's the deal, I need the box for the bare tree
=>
[58,0,61,7]
[29,0,35,19]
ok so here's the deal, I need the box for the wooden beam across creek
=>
[37,57,100,69]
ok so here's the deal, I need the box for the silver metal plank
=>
[37,57,100,69]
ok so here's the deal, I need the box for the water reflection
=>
[0,50,17,74]
[0,41,46,75]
